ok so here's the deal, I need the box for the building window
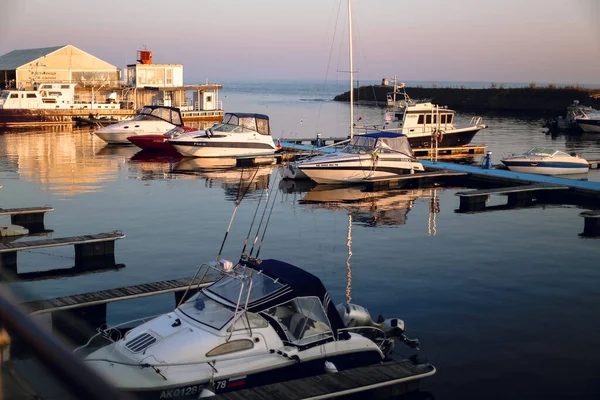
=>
[61,85,70,89]
[206,96,212,102]
[26,93,37,98]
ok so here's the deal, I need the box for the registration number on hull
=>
[159,385,203,399]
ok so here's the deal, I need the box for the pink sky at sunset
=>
[0,0,598,85]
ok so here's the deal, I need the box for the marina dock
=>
[213,359,435,400]
[0,231,126,272]
[0,206,54,233]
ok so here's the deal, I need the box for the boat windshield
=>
[208,271,284,306]
[178,292,235,330]
[343,136,377,154]
[135,107,182,125]
[525,148,557,157]
[220,113,270,135]
[0,91,8,99]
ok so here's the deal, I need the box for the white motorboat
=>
[381,94,487,148]
[94,106,183,144]
[575,109,600,133]
[78,168,433,398]
[168,112,277,158]
[298,132,424,184]
[501,148,589,175]
[545,100,598,133]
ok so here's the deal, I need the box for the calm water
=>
[2,81,600,399]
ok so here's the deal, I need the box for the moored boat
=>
[501,148,589,175]
[94,105,183,145]
[168,112,277,158]
[298,132,424,184]
[127,126,198,152]
[575,109,600,133]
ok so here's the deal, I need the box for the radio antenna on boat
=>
[215,167,261,262]
[247,174,281,260]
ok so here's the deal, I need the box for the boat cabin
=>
[179,258,347,349]
[345,132,416,157]
[207,112,271,136]
[385,102,455,135]
[133,105,183,126]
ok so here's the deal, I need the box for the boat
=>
[380,87,487,148]
[298,132,424,184]
[545,100,599,133]
[0,83,126,127]
[94,105,184,144]
[127,126,198,152]
[168,112,277,158]
[501,148,589,175]
[77,174,432,398]
[575,109,600,133]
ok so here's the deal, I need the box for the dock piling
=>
[580,210,600,237]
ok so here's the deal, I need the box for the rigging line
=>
[248,171,280,258]
[215,167,261,262]
[254,175,283,260]
[240,181,266,259]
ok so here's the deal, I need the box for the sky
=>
[0,0,599,85]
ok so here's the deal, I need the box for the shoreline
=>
[334,85,600,116]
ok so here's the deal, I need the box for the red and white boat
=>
[127,126,198,152]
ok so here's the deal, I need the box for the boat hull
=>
[128,135,177,152]
[501,160,589,175]
[299,155,424,184]
[0,109,134,127]
[406,126,483,148]
[169,141,276,158]
[119,350,384,399]
[576,119,600,133]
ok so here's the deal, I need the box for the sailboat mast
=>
[348,0,354,139]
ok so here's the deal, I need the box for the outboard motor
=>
[337,303,420,355]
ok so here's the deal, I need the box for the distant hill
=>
[334,85,600,115]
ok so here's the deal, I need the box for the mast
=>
[348,0,354,139]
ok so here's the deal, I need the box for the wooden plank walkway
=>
[213,360,435,400]
[0,206,54,232]
[0,206,54,216]
[22,275,218,315]
[0,232,125,253]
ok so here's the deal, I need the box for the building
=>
[0,45,120,90]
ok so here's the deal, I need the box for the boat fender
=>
[199,388,216,397]
[40,90,47,97]
[437,129,444,143]
[324,361,338,373]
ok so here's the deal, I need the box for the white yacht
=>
[382,100,487,148]
[0,83,120,111]
[94,106,183,144]
[298,132,424,184]
[168,112,277,158]
[501,148,589,175]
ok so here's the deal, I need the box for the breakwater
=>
[334,85,600,115]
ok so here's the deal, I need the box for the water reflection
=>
[299,185,433,227]
[0,129,124,196]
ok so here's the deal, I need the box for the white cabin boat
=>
[298,132,424,184]
[381,101,486,148]
[575,109,600,133]
[94,105,183,145]
[168,112,277,158]
[0,83,120,111]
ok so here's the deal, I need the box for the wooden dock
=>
[0,231,125,271]
[213,359,435,400]
[0,206,54,232]
[365,170,468,190]
[23,275,216,315]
